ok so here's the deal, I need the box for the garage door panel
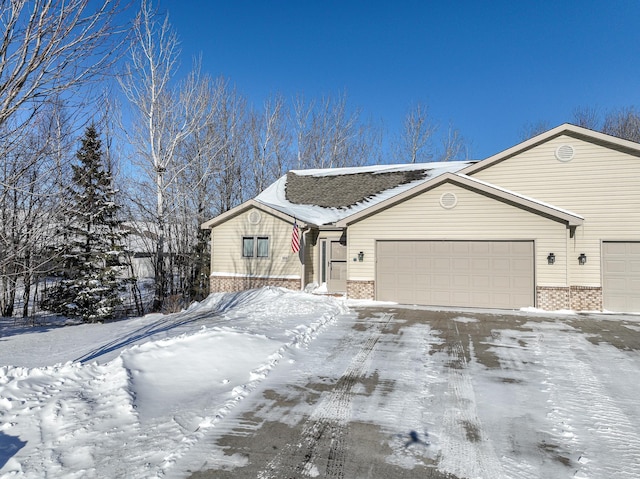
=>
[512,276,534,289]
[470,242,491,254]
[376,240,534,309]
[452,242,471,254]
[452,275,470,288]
[432,258,451,272]
[492,259,511,271]
[605,260,626,273]
[415,257,430,269]
[432,242,452,255]
[491,242,512,255]
[510,242,533,254]
[472,275,490,287]
[396,257,415,270]
[452,291,471,303]
[492,275,511,289]
[433,275,451,288]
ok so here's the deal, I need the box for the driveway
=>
[187,306,640,478]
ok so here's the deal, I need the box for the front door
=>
[322,237,347,293]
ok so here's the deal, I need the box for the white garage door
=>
[376,240,534,309]
[603,242,640,313]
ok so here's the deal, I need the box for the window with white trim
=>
[242,236,269,258]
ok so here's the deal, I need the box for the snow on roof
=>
[256,161,474,226]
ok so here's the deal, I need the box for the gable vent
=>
[555,144,575,162]
[247,210,262,224]
[439,192,458,209]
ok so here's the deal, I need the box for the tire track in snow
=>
[257,314,392,479]
[530,329,640,478]
[437,337,505,479]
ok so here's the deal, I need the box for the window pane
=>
[243,237,254,257]
[257,237,269,257]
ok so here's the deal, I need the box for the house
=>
[201,124,640,312]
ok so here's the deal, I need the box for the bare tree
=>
[120,0,218,311]
[572,106,601,130]
[438,123,468,162]
[519,120,552,141]
[0,98,74,317]
[393,103,436,163]
[294,92,375,169]
[0,0,128,131]
[602,107,640,143]
[0,0,129,319]
[248,93,292,195]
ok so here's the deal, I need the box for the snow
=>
[1,288,639,478]
[256,161,472,225]
[0,288,347,478]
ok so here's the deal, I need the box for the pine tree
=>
[43,124,130,322]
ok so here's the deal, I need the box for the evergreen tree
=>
[43,125,130,322]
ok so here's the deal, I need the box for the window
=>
[257,237,269,257]
[242,236,269,258]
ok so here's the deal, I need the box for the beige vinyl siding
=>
[303,229,318,285]
[211,207,301,278]
[471,135,640,286]
[347,182,568,286]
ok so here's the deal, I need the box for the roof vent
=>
[247,210,262,224]
[439,192,458,209]
[555,144,575,162]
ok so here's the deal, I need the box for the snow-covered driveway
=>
[185,305,640,479]
[1,289,640,478]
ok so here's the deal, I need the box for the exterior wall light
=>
[578,253,587,265]
[547,253,555,265]
[358,251,364,262]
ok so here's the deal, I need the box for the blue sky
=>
[157,0,640,159]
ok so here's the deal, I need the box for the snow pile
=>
[0,288,348,478]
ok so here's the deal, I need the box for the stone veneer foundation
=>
[536,286,603,311]
[210,275,300,293]
[346,280,375,300]
[212,277,604,312]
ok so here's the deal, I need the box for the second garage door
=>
[602,241,640,313]
[376,240,534,309]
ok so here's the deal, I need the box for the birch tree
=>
[248,93,291,196]
[120,0,217,311]
[393,103,436,163]
[294,93,375,169]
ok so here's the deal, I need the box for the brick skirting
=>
[346,280,375,300]
[536,286,603,311]
[569,286,603,311]
[210,275,301,293]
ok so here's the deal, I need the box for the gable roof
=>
[460,123,640,176]
[200,199,309,229]
[336,172,584,227]
[253,161,474,226]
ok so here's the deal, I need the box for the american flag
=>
[291,221,300,253]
